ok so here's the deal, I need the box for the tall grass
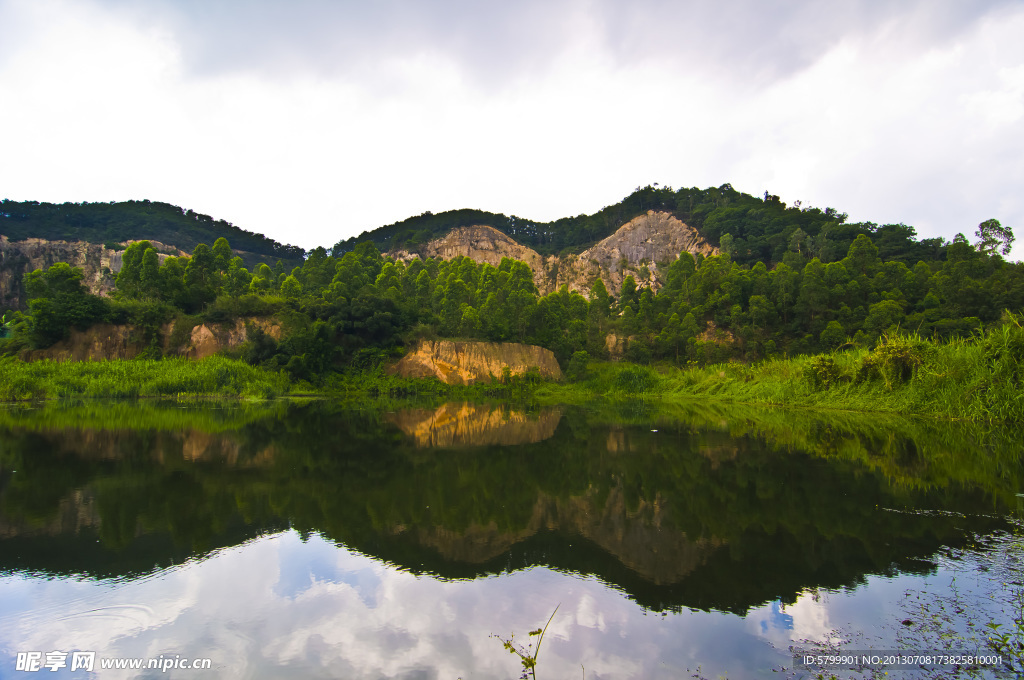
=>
[0,355,291,401]
[540,315,1024,424]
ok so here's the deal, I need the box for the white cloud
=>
[0,0,1021,260]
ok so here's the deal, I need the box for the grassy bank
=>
[538,317,1024,423]
[3,316,1021,424]
[0,355,291,400]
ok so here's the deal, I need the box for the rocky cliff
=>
[387,210,716,298]
[390,225,554,293]
[20,317,281,362]
[0,236,186,310]
[555,210,718,297]
[390,339,562,384]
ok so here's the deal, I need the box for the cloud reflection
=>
[0,530,803,679]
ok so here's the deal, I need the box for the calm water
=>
[0,400,1022,679]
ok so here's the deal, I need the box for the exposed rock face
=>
[390,225,552,293]
[390,339,562,384]
[387,402,562,447]
[20,317,281,361]
[0,236,186,310]
[181,318,281,359]
[557,210,717,297]
[387,211,716,299]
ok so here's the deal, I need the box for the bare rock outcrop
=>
[386,211,716,300]
[20,317,281,361]
[391,225,552,293]
[557,210,717,297]
[0,236,186,310]
[390,339,562,385]
[178,318,281,359]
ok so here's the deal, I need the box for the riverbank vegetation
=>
[541,315,1024,422]
[0,355,290,401]
[1,185,1021,420]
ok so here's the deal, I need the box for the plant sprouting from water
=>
[492,604,560,680]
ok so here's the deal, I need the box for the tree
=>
[115,240,153,298]
[24,263,107,347]
[619,275,639,313]
[212,237,233,271]
[974,219,1014,256]
[819,320,846,349]
[281,275,303,300]
[139,247,161,299]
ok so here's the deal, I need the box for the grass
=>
[0,355,291,401]
[538,316,1024,424]
[2,315,1022,424]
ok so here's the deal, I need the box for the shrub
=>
[566,350,590,382]
[615,365,658,394]
[857,334,931,390]
[806,355,842,390]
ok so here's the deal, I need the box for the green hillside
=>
[333,184,950,269]
[0,199,305,268]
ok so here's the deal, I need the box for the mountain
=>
[0,199,305,310]
[337,183,952,272]
[388,210,718,297]
[0,199,304,263]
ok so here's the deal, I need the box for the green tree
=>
[115,240,153,298]
[619,275,639,313]
[819,320,846,349]
[212,237,233,271]
[24,263,108,347]
[281,275,303,300]
[974,219,1014,256]
[139,247,161,299]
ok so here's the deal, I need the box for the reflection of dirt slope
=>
[0,489,101,539]
[387,402,562,448]
[393,485,722,585]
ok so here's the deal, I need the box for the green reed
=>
[0,355,291,401]
[540,315,1024,424]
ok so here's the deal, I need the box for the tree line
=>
[3,207,1020,382]
[0,199,305,266]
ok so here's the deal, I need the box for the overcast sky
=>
[1,0,1022,260]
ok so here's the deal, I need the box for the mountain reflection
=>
[0,400,1020,614]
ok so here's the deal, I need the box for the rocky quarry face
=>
[389,210,717,298]
[20,317,282,362]
[390,225,550,292]
[0,236,186,310]
[390,339,562,384]
[556,210,718,297]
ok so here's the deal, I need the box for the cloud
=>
[85,0,1017,88]
[0,0,1021,259]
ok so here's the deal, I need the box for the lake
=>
[0,399,1021,679]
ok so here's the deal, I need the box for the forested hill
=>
[0,199,305,267]
[332,184,952,268]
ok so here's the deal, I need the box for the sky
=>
[1,0,1022,259]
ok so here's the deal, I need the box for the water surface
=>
[0,400,1021,678]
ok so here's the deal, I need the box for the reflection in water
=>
[386,402,562,447]
[0,400,1022,678]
